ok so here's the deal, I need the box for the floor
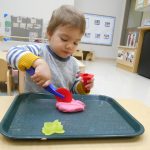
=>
[84,58,150,106]
[1,58,150,106]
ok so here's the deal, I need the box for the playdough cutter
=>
[26,67,72,102]
[80,73,94,92]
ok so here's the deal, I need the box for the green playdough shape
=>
[42,120,65,135]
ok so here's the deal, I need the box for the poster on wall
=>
[81,13,115,46]
[3,14,43,42]
[11,16,43,42]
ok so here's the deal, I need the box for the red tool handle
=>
[80,73,94,92]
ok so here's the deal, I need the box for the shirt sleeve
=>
[70,57,90,95]
[6,44,41,71]
[72,80,90,95]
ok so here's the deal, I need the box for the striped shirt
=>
[7,43,82,94]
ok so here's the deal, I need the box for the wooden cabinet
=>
[116,46,138,72]
[72,50,83,61]
[73,50,94,61]
[117,26,150,73]
[117,1,150,73]
[116,28,140,72]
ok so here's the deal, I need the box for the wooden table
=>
[0,51,24,93]
[0,96,150,150]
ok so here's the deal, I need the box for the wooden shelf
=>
[118,1,150,73]
[138,26,150,30]
[73,50,94,61]
[116,59,134,68]
[117,26,150,73]
[118,46,136,50]
[117,46,136,72]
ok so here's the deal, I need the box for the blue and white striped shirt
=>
[7,43,80,94]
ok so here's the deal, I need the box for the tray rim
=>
[0,92,145,140]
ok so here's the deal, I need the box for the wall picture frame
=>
[81,13,116,46]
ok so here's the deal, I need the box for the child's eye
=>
[74,42,78,46]
[61,37,68,41]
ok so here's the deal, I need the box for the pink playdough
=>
[56,99,85,113]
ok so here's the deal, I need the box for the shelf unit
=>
[117,0,150,73]
[116,46,137,72]
[73,50,94,61]
[117,26,150,73]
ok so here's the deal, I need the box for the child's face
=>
[48,25,83,58]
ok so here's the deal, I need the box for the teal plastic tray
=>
[0,93,144,139]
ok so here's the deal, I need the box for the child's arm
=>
[6,44,40,71]
[6,44,51,87]
[31,59,51,87]
[75,78,94,94]
[70,58,94,94]
[71,75,94,94]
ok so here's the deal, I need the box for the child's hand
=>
[82,77,94,91]
[31,59,51,87]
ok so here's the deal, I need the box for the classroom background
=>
[0,0,150,106]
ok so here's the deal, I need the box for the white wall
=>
[0,0,74,22]
[0,0,126,59]
[127,0,142,28]
[141,12,150,26]
[0,0,74,50]
[75,0,126,58]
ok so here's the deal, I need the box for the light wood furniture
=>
[0,59,12,95]
[116,46,138,72]
[117,1,150,73]
[85,51,94,61]
[0,52,13,95]
[0,52,23,94]
[73,50,94,61]
[18,71,25,93]
[0,96,150,150]
[117,26,150,72]
[73,50,83,61]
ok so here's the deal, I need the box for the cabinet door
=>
[138,31,150,78]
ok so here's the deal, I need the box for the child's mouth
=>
[63,51,71,55]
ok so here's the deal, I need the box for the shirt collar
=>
[46,45,70,62]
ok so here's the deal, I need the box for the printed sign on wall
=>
[11,16,43,41]
[3,14,43,42]
[81,13,115,46]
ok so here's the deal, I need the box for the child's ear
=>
[46,32,52,40]
[47,30,55,40]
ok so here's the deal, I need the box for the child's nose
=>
[66,43,74,50]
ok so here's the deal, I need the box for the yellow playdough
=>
[42,120,65,135]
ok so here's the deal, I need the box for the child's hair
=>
[47,5,86,35]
